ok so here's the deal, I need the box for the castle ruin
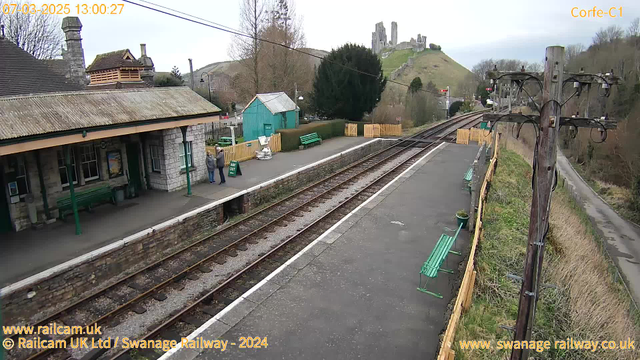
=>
[371,21,427,55]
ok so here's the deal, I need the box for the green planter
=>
[456,213,469,229]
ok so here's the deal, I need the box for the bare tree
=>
[260,0,309,98]
[526,61,543,73]
[472,59,494,81]
[627,18,640,38]
[0,0,63,59]
[593,25,624,46]
[565,43,585,65]
[229,0,266,98]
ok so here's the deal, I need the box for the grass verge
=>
[453,148,639,360]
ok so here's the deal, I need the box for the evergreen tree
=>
[170,66,183,81]
[312,44,386,120]
[409,77,423,93]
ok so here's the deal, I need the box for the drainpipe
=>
[35,150,51,220]
[64,145,81,235]
[180,126,192,196]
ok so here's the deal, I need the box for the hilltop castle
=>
[371,21,426,55]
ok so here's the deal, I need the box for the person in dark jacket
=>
[216,147,226,184]
[206,151,216,183]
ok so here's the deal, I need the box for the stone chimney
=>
[138,43,155,86]
[61,17,87,86]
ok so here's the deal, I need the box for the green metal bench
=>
[57,185,114,221]
[463,167,473,192]
[417,223,463,298]
[299,132,322,148]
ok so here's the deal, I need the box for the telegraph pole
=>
[510,46,564,360]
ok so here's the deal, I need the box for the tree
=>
[260,0,310,99]
[229,0,266,98]
[628,18,640,38]
[312,44,386,120]
[0,0,63,59]
[565,44,585,65]
[593,25,624,46]
[429,43,441,50]
[472,59,494,81]
[424,80,438,94]
[170,66,183,82]
[409,77,423,93]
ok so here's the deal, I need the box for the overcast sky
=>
[36,0,639,72]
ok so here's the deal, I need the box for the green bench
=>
[56,185,115,221]
[463,167,473,192]
[299,133,322,148]
[417,223,463,298]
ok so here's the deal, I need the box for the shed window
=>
[79,144,100,181]
[179,142,193,169]
[57,149,78,187]
[150,145,162,173]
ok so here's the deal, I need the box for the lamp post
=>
[294,82,303,126]
[199,72,211,103]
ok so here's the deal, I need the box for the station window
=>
[79,144,100,181]
[6,155,30,199]
[57,149,78,187]
[150,145,163,173]
[179,142,193,169]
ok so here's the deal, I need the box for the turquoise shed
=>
[242,92,298,141]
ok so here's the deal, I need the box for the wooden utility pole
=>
[510,46,564,360]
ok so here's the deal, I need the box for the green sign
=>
[228,160,242,177]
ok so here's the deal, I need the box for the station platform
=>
[0,137,372,287]
[167,143,479,360]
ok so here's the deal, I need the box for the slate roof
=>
[42,59,69,77]
[86,49,144,72]
[244,92,297,115]
[0,87,221,142]
[0,37,83,97]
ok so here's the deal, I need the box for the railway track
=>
[7,111,484,360]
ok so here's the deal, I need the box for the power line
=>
[121,0,444,96]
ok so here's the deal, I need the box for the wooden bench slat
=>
[418,223,464,297]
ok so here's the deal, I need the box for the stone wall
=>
[2,202,224,324]
[162,125,207,192]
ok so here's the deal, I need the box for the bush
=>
[277,120,345,151]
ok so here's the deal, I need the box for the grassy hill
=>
[381,49,472,96]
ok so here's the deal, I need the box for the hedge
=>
[277,120,345,151]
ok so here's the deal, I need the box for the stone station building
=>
[0,87,220,233]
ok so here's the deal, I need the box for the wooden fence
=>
[437,133,500,360]
[364,124,402,138]
[364,124,381,138]
[206,133,281,166]
[456,129,470,145]
[345,123,358,137]
[456,128,492,146]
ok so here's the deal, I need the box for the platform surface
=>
[171,143,479,360]
[0,137,371,287]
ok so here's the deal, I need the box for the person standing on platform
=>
[216,147,226,184]
[206,151,216,183]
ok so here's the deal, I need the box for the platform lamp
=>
[200,72,212,103]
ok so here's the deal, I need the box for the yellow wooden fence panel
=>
[456,129,470,144]
[364,124,381,138]
[345,123,358,137]
[379,124,402,136]
[205,133,282,166]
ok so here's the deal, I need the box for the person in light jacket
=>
[216,147,226,184]
[206,151,216,183]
